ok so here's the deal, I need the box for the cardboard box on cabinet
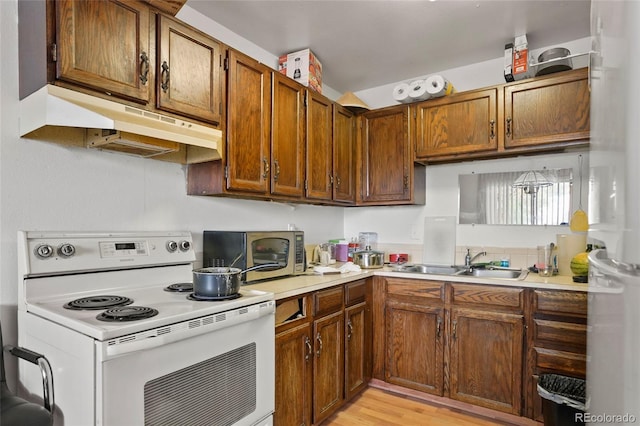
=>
[278,48,323,94]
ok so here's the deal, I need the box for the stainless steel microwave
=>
[203,230,306,282]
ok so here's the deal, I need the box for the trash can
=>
[537,374,586,426]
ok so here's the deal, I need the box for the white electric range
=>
[16,231,275,426]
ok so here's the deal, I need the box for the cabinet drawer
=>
[386,279,444,302]
[534,347,586,377]
[345,280,367,306]
[533,319,587,350]
[451,284,523,310]
[276,295,311,332]
[314,286,344,317]
[534,290,587,317]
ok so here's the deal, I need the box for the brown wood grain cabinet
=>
[156,14,224,125]
[54,0,152,103]
[415,88,498,158]
[274,279,372,426]
[333,105,357,204]
[415,68,589,163]
[306,92,334,202]
[271,73,306,199]
[504,69,590,149]
[526,289,587,421]
[376,278,587,420]
[51,0,224,127]
[384,279,445,395]
[359,106,426,205]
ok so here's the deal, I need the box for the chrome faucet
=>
[464,249,487,267]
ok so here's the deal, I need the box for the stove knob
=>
[34,244,54,259]
[179,240,191,252]
[57,243,76,258]
[166,240,178,253]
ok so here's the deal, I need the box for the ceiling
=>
[186,0,591,93]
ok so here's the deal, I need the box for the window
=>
[459,168,573,225]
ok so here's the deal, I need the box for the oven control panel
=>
[19,231,196,277]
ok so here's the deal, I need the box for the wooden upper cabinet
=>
[333,105,357,204]
[55,0,152,103]
[225,49,271,194]
[306,91,334,202]
[415,88,498,158]
[271,73,305,198]
[156,14,223,125]
[504,68,590,149]
[360,106,414,204]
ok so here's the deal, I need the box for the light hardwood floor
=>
[323,387,513,426]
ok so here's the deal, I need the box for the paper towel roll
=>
[556,233,587,276]
[392,83,412,103]
[408,79,431,102]
[425,75,456,98]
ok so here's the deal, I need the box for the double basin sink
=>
[392,264,528,280]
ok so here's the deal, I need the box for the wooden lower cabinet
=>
[274,279,372,426]
[449,308,523,414]
[378,277,583,420]
[275,322,313,426]
[385,300,444,395]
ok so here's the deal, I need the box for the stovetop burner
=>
[64,295,133,310]
[164,283,194,293]
[96,306,159,322]
[187,293,242,302]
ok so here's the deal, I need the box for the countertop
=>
[244,265,588,301]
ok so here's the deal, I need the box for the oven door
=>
[96,302,275,426]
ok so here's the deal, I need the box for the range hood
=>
[19,85,222,160]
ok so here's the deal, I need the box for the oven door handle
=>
[104,302,275,357]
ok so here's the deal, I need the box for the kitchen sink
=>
[455,268,528,280]
[392,264,464,275]
[392,264,528,280]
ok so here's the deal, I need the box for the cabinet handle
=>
[452,320,458,340]
[436,316,442,338]
[506,117,512,137]
[304,336,312,361]
[335,176,341,189]
[316,332,323,357]
[489,119,495,139]
[273,159,280,182]
[403,175,409,190]
[262,157,269,179]
[347,319,353,341]
[139,51,149,85]
[161,61,170,93]
[329,174,334,187]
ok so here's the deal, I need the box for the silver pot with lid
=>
[352,246,384,269]
[535,47,573,76]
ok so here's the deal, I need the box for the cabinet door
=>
[225,50,271,194]
[385,300,444,395]
[313,311,344,424]
[361,106,413,203]
[55,0,151,103]
[333,104,357,204]
[345,302,367,400]
[449,308,524,414]
[275,323,313,426]
[415,88,498,158]
[272,73,305,198]
[306,91,333,201]
[156,14,223,125]
[504,69,590,148]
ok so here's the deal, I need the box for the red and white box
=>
[278,48,322,94]
[512,34,530,81]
